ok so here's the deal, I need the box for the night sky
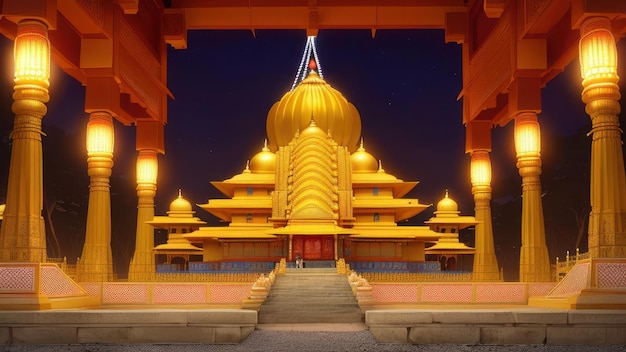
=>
[0,28,597,219]
[0,29,614,275]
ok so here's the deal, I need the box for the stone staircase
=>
[258,268,364,324]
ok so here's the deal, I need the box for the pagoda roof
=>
[185,224,277,240]
[425,235,476,254]
[146,215,206,228]
[153,241,203,254]
[424,215,479,229]
[269,223,357,235]
[211,174,274,198]
[198,198,272,222]
[351,177,418,198]
[349,224,441,241]
[352,198,430,221]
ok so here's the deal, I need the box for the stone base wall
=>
[366,309,626,345]
[0,309,256,345]
[370,282,556,304]
[80,282,253,305]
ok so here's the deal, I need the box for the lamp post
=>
[0,20,50,262]
[470,150,500,281]
[79,112,114,282]
[129,149,158,281]
[579,17,626,259]
[515,112,550,282]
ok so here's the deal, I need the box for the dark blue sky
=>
[1,29,596,223]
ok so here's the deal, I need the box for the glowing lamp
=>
[86,113,114,155]
[14,20,50,83]
[514,113,541,156]
[579,17,617,81]
[136,150,158,184]
[471,150,491,186]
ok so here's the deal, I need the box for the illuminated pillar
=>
[470,150,500,281]
[128,150,158,281]
[515,113,550,282]
[0,20,50,262]
[79,112,114,282]
[579,17,626,258]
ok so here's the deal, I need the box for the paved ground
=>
[2,324,626,352]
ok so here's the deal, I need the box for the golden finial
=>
[377,160,385,173]
[309,113,316,126]
[178,189,183,198]
[445,189,449,198]
[262,138,269,151]
[244,160,251,173]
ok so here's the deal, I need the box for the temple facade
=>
[0,2,624,310]
[170,68,474,270]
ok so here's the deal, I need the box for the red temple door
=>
[293,235,335,260]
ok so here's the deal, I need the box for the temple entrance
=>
[292,235,334,260]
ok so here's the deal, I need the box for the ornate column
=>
[79,112,114,282]
[470,150,500,281]
[128,149,158,281]
[288,234,293,261]
[0,20,50,262]
[579,17,626,259]
[515,112,550,282]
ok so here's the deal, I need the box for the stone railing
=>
[242,269,276,310]
[359,271,473,282]
[348,271,374,311]
[555,248,589,281]
[46,257,77,281]
[336,258,347,274]
[155,272,260,282]
[277,258,287,274]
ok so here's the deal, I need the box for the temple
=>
[0,0,625,315]
[171,65,473,270]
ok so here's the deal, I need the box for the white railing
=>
[555,248,589,281]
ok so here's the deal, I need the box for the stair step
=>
[258,271,363,324]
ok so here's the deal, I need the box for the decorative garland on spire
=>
[291,36,323,91]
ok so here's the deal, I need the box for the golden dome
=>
[266,70,361,152]
[168,190,193,217]
[300,118,326,138]
[435,190,459,217]
[351,139,378,173]
[249,140,276,174]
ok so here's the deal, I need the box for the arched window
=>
[246,213,253,223]
[373,213,380,222]
[373,187,379,196]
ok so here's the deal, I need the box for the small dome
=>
[300,118,326,138]
[435,191,459,216]
[249,140,276,174]
[266,70,361,152]
[168,190,193,216]
[351,139,378,173]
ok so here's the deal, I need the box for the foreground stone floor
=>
[2,328,626,352]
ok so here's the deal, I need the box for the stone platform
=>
[0,309,256,344]
[366,308,626,345]
[2,307,626,345]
